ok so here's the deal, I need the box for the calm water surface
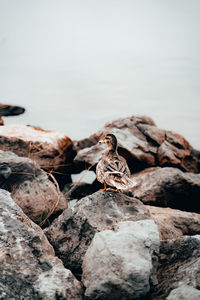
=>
[0,1,200,148]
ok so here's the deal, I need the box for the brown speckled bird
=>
[96,133,136,192]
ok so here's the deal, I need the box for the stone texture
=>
[0,124,74,185]
[82,220,160,300]
[62,181,101,201]
[148,205,200,240]
[0,103,25,116]
[44,191,151,274]
[74,115,200,173]
[0,189,83,300]
[153,235,200,299]
[0,150,67,224]
[131,167,200,212]
[166,285,200,300]
[0,116,4,125]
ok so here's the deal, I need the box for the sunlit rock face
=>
[0,124,75,186]
[82,219,160,300]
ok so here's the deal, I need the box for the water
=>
[0,0,200,149]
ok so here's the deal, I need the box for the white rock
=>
[82,219,160,300]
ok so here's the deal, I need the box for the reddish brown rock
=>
[0,150,67,224]
[74,115,200,174]
[147,206,200,240]
[0,124,74,185]
[130,167,200,212]
[0,116,4,126]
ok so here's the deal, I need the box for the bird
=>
[96,133,136,192]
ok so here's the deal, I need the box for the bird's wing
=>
[103,157,129,175]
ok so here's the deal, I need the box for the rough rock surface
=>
[74,115,200,173]
[82,220,160,300]
[166,285,200,300]
[0,124,74,184]
[148,205,200,240]
[44,191,151,274]
[131,167,200,212]
[153,235,200,299]
[0,189,83,300]
[0,103,25,116]
[0,150,67,223]
[62,181,101,201]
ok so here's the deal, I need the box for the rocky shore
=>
[0,113,200,299]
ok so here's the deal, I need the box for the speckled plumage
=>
[96,134,135,191]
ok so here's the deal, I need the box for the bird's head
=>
[99,133,117,151]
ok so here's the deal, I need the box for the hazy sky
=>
[0,0,200,147]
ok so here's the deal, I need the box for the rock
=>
[130,167,200,212]
[0,103,25,116]
[166,285,200,300]
[44,191,151,275]
[0,189,83,300]
[148,206,200,240]
[153,235,200,299]
[62,180,101,200]
[0,150,67,224]
[0,116,4,125]
[82,219,160,300]
[0,124,75,186]
[74,115,200,173]
[0,103,25,126]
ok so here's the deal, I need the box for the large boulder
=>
[82,219,160,300]
[0,150,67,224]
[74,115,200,173]
[153,235,200,299]
[148,206,200,240]
[44,191,151,275]
[131,167,200,212]
[0,124,75,185]
[0,189,83,300]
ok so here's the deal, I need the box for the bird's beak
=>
[99,139,107,144]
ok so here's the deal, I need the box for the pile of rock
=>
[0,114,200,299]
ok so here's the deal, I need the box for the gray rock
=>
[131,167,200,212]
[44,191,151,274]
[154,235,200,299]
[0,150,67,223]
[74,115,200,173]
[0,189,83,300]
[166,285,200,300]
[82,219,160,300]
